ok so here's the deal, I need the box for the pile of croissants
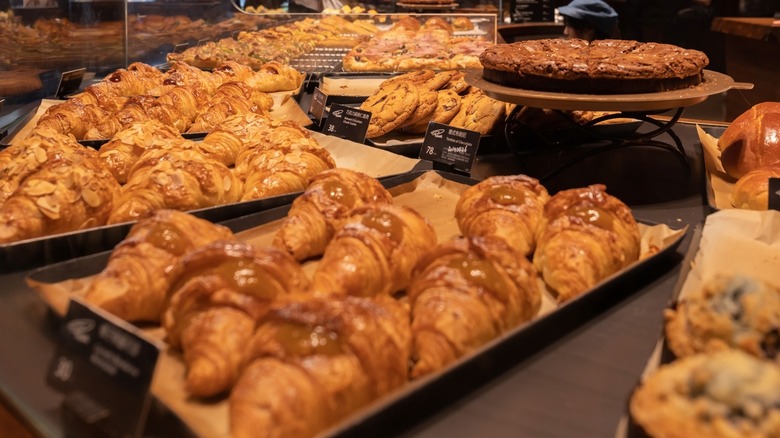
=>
[45,168,642,437]
[31,59,304,141]
[0,112,335,244]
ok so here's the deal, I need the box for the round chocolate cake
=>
[479,38,709,94]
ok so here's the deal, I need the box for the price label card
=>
[56,68,86,99]
[769,178,780,211]
[419,122,481,173]
[322,103,371,144]
[172,43,189,53]
[47,298,160,438]
[309,87,328,125]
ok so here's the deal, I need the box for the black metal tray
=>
[26,169,687,438]
[0,191,301,274]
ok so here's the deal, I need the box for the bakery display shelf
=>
[24,169,687,438]
[288,47,352,75]
[465,70,750,184]
[396,2,460,10]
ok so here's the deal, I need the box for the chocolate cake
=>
[479,38,709,94]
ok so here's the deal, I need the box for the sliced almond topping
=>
[35,196,61,219]
[81,188,102,208]
[23,180,57,196]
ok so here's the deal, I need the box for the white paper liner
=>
[31,171,686,438]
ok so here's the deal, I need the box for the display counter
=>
[0,116,717,437]
[711,16,780,120]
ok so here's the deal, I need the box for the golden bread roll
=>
[731,164,780,210]
[719,101,780,179]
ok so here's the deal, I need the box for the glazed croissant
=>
[230,293,411,438]
[311,204,437,297]
[233,121,323,178]
[244,61,305,92]
[97,120,184,184]
[149,61,220,100]
[408,236,541,378]
[533,184,641,303]
[455,174,550,257]
[163,240,311,397]
[82,209,234,322]
[154,86,201,131]
[101,62,164,96]
[272,168,393,261]
[107,143,243,224]
[0,145,119,244]
[0,129,97,205]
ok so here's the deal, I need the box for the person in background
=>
[558,0,620,41]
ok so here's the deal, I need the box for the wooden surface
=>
[712,18,780,120]
[0,399,35,438]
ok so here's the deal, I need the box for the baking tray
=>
[0,129,422,273]
[617,208,780,438]
[0,191,300,274]
[466,70,753,112]
[27,169,687,438]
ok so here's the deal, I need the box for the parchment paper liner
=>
[697,124,736,210]
[29,171,686,438]
[615,208,780,438]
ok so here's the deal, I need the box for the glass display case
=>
[0,0,497,134]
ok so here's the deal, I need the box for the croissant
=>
[35,99,108,139]
[163,240,311,397]
[233,121,327,179]
[240,149,336,201]
[273,168,393,261]
[82,96,175,141]
[187,90,270,134]
[211,61,258,85]
[101,62,164,96]
[199,113,275,166]
[245,61,305,92]
[107,144,242,224]
[81,210,234,322]
[0,129,97,205]
[455,175,550,257]
[0,149,119,244]
[230,293,411,438]
[71,82,129,112]
[154,86,200,130]
[149,61,220,100]
[533,184,641,303]
[408,236,541,378]
[97,121,184,184]
[311,204,437,297]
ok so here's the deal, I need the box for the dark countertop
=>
[0,120,720,437]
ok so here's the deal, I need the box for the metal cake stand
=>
[465,70,753,181]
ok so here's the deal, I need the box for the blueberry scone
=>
[630,349,780,438]
[665,275,780,361]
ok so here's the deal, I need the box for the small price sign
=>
[309,87,328,125]
[321,103,371,144]
[56,68,86,99]
[769,178,780,211]
[419,122,481,174]
[47,298,160,438]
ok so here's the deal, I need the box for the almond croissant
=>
[311,204,437,297]
[107,143,242,224]
[0,129,97,205]
[408,236,541,378]
[273,168,393,261]
[230,294,410,438]
[81,209,234,322]
[455,174,549,257]
[533,184,641,303]
[97,120,183,184]
[163,240,310,397]
[0,147,119,244]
